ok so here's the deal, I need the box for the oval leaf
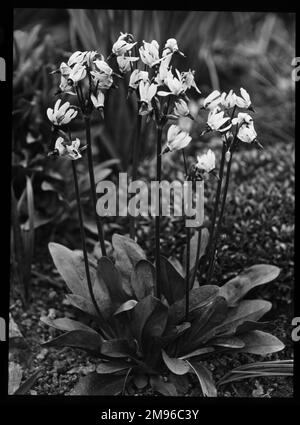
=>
[160,255,186,305]
[162,349,190,375]
[40,316,96,333]
[42,330,103,353]
[114,300,138,315]
[239,331,285,355]
[130,259,155,300]
[220,265,280,306]
[187,360,217,397]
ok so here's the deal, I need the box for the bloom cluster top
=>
[46,32,259,165]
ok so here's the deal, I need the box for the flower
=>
[154,57,172,86]
[221,90,237,109]
[207,108,232,132]
[54,137,82,160]
[163,124,192,153]
[181,70,201,93]
[174,99,191,118]
[202,90,223,109]
[138,81,157,115]
[68,63,87,85]
[233,113,257,143]
[235,88,253,110]
[91,90,105,109]
[68,51,86,67]
[117,55,139,73]
[139,40,160,67]
[162,38,179,56]
[60,62,71,77]
[47,99,77,126]
[157,69,185,97]
[112,33,137,56]
[91,60,114,89]
[128,70,149,90]
[196,149,216,173]
[59,76,74,94]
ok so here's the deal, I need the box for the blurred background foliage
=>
[12,9,295,295]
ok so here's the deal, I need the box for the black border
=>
[1,4,298,421]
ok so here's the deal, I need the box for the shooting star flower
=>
[47,99,78,126]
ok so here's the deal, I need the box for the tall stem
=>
[206,151,233,283]
[71,160,111,339]
[84,116,107,257]
[204,141,227,277]
[129,113,142,239]
[155,125,163,299]
[182,150,191,319]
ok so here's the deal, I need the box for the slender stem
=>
[84,116,107,256]
[129,114,142,239]
[182,149,191,319]
[190,227,202,288]
[204,141,227,277]
[206,151,233,283]
[71,160,110,339]
[155,125,163,299]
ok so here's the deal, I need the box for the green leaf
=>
[220,265,280,306]
[96,361,130,374]
[162,350,190,375]
[42,330,103,353]
[48,242,96,299]
[14,368,43,395]
[209,336,245,349]
[236,320,271,335]
[160,255,186,304]
[40,316,96,333]
[168,257,184,277]
[150,375,178,396]
[239,331,285,355]
[131,295,163,345]
[100,338,137,358]
[179,347,215,360]
[214,300,272,337]
[168,285,220,326]
[66,294,98,317]
[112,234,146,296]
[94,257,125,314]
[8,362,23,395]
[114,300,138,315]
[71,372,125,395]
[130,259,155,300]
[186,361,217,397]
[178,296,228,354]
[218,360,293,386]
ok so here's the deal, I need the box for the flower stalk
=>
[155,124,163,299]
[71,160,111,339]
[129,113,142,239]
[84,116,107,256]
[182,149,191,319]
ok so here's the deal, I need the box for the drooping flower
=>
[196,149,216,173]
[181,70,201,93]
[162,124,192,153]
[91,90,105,109]
[162,38,179,56]
[157,69,185,97]
[206,108,232,132]
[112,33,137,56]
[117,55,139,73]
[59,76,74,94]
[128,69,149,90]
[154,57,172,86]
[68,51,86,67]
[174,99,191,118]
[235,88,253,110]
[221,90,237,109]
[202,90,223,109]
[233,113,257,143]
[139,40,160,67]
[138,81,157,115]
[68,63,87,85]
[54,137,82,160]
[47,99,78,126]
[91,60,114,89]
